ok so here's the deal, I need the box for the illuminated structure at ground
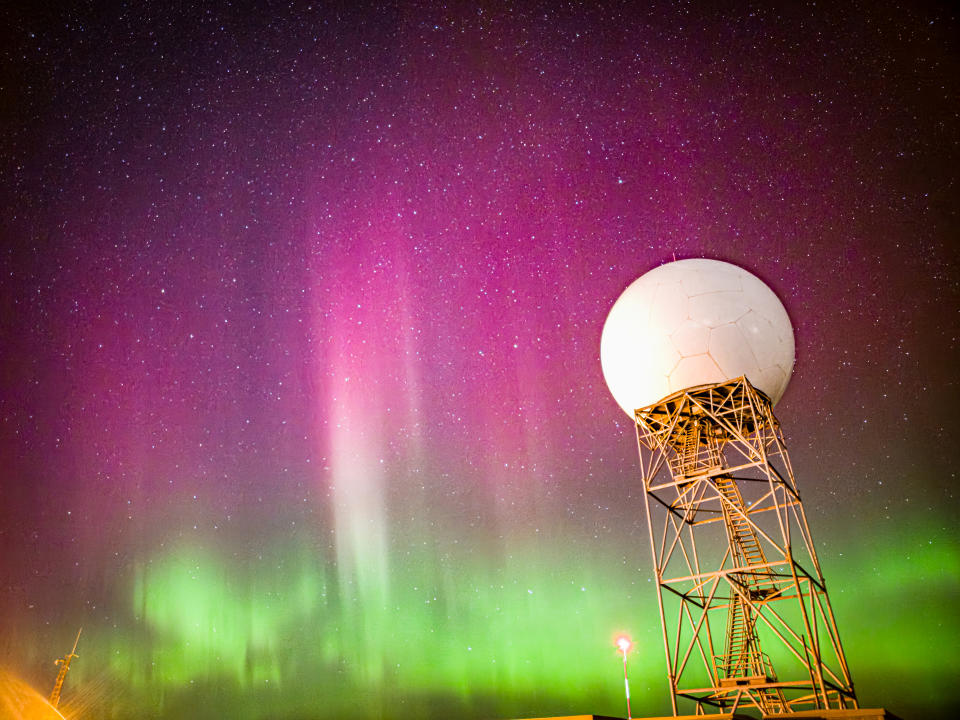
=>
[0,669,66,720]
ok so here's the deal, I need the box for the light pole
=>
[615,635,633,720]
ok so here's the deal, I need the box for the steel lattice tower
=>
[634,376,856,715]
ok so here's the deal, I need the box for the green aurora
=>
[35,507,955,720]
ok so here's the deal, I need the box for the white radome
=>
[600,259,795,417]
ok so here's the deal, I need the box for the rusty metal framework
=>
[634,377,856,716]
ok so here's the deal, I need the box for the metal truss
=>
[634,377,857,716]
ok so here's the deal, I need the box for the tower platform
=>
[513,715,753,720]
[512,710,901,720]
[761,709,901,720]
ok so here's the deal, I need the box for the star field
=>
[1,2,958,719]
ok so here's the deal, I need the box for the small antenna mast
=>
[49,627,82,708]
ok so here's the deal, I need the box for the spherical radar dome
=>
[600,259,795,417]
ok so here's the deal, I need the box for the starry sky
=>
[0,2,957,719]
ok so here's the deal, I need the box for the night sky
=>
[1,2,958,719]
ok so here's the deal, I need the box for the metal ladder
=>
[714,475,789,714]
[722,591,758,679]
[715,475,767,571]
[680,422,701,475]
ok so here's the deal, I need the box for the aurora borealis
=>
[1,2,958,719]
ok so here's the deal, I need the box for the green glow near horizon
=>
[99,527,662,717]
[71,508,959,720]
